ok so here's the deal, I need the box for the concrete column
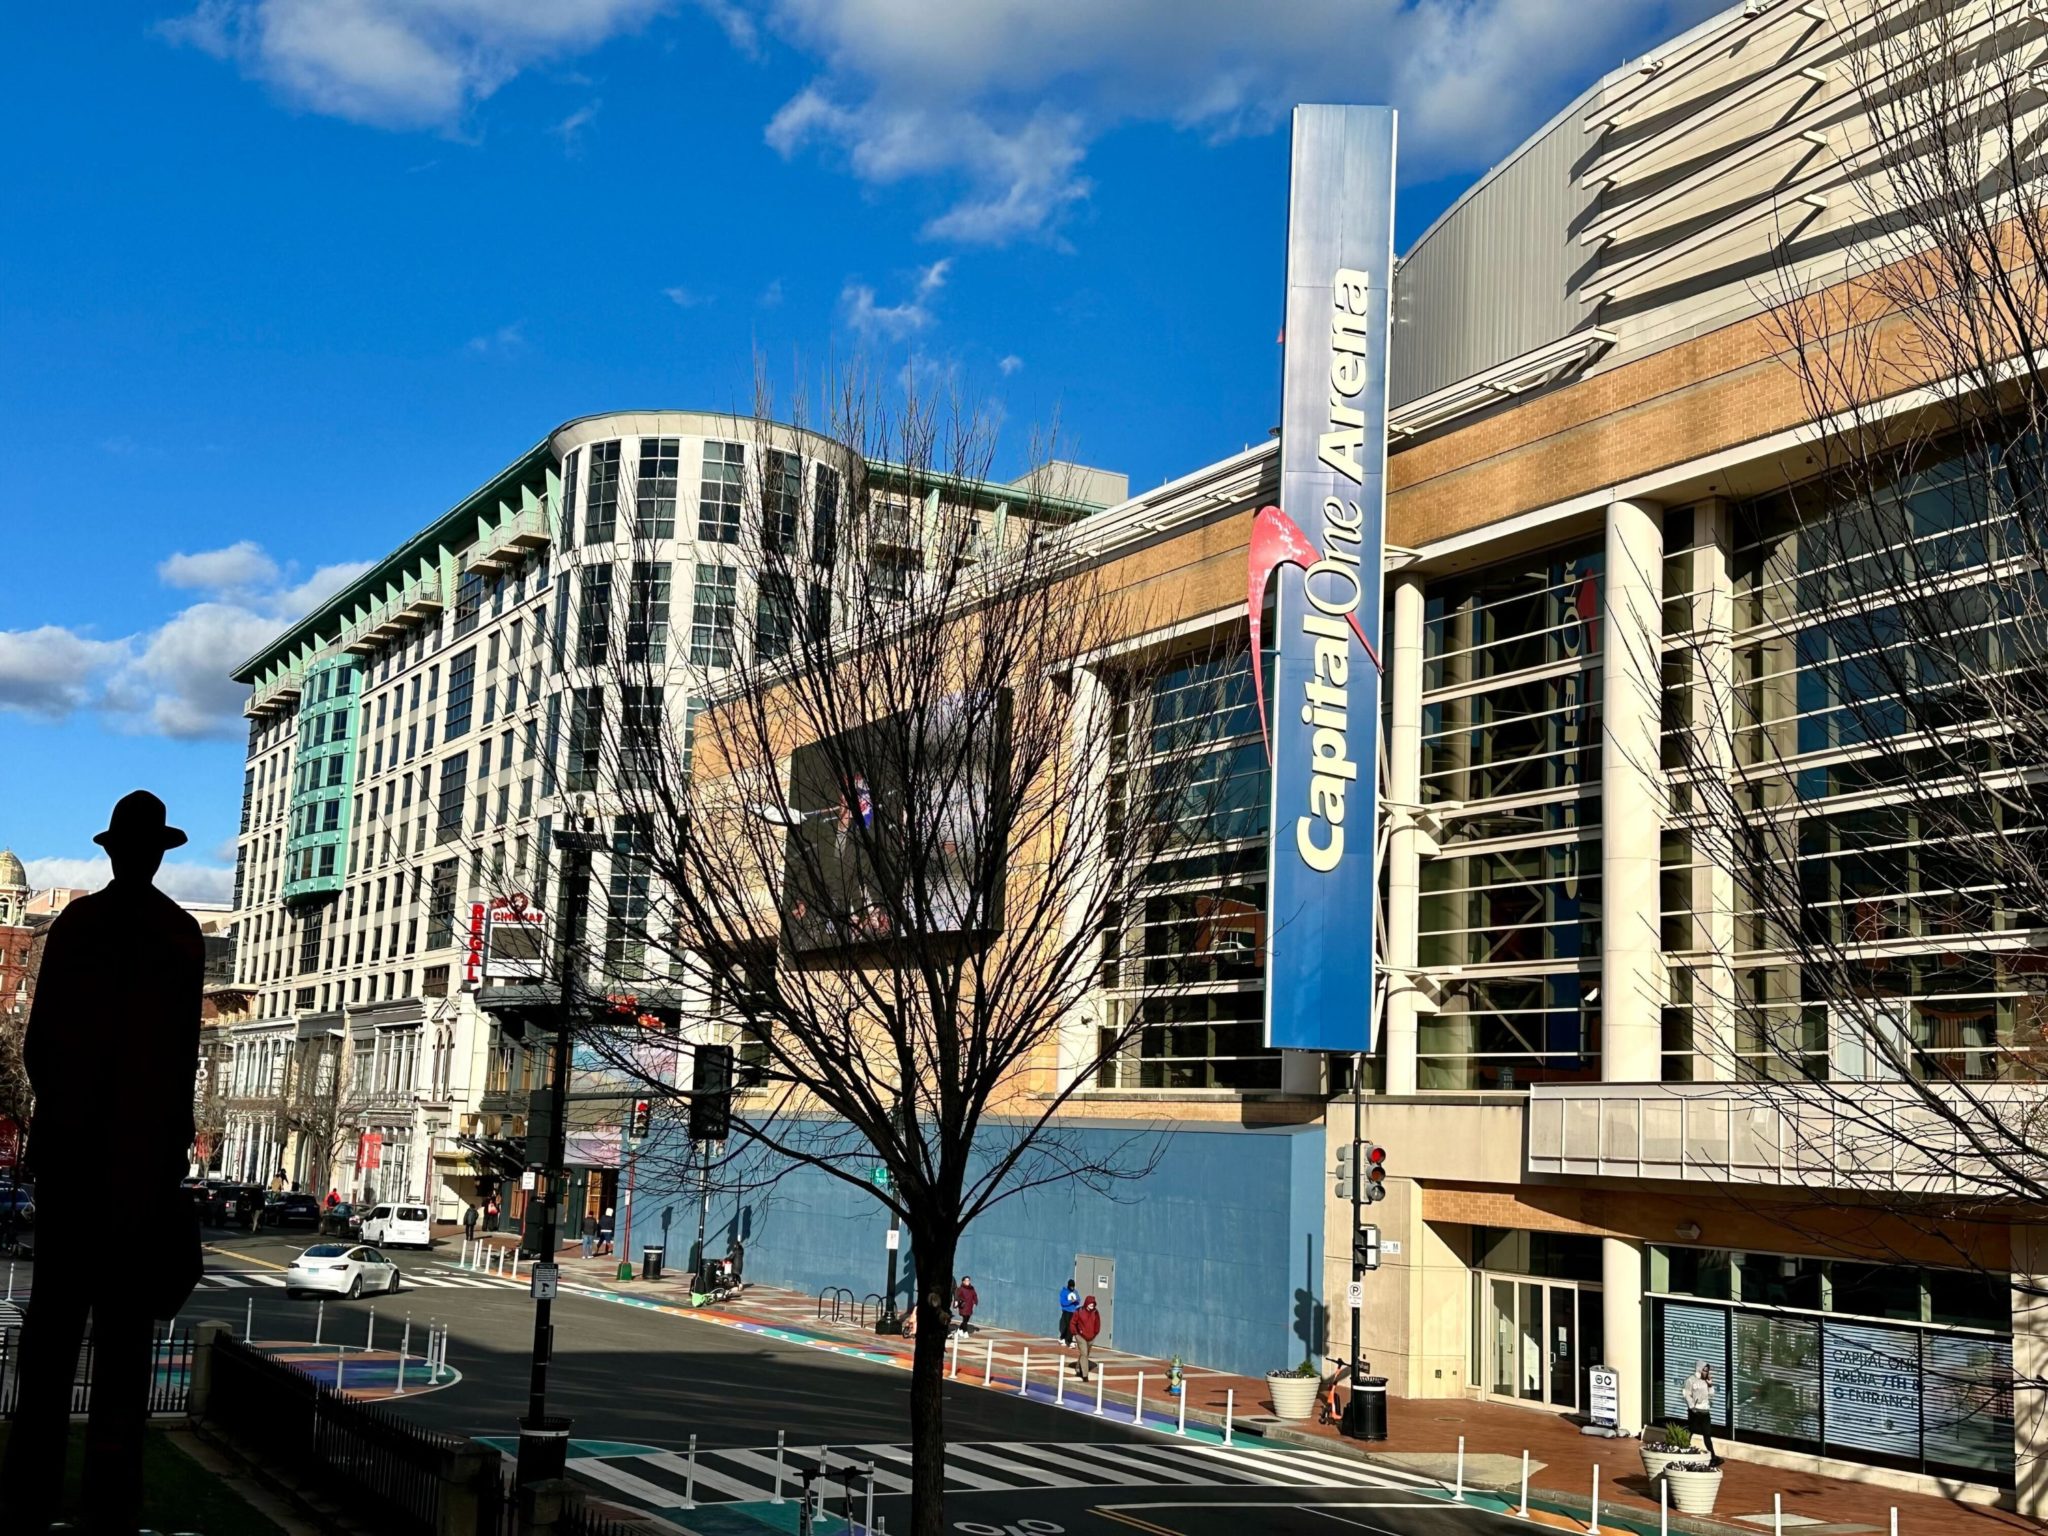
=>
[1383,573,1426,1096]
[1685,499,1739,1081]
[2015,1227,2048,1519]
[1062,663,1113,1090]
[1602,1235,1647,1434]
[1601,498,1666,1082]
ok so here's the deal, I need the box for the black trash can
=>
[1343,1376,1388,1441]
[642,1245,665,1281]
[516,1414,573,1484]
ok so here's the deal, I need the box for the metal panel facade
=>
[1261,105,1395,1054]
[1390,111,1598,408]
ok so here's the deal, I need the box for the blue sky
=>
[0,0,1716,901]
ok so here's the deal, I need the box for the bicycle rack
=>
[815,1285,855,1321]
[858,1292,885,1326]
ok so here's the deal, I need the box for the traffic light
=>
[627,1099,652,1140]
[690,1043,733,1143]
[1334,1143,1356,1200]
[1363,1142,1387,1204]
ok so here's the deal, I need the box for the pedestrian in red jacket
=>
[954,1276,979,1334]
[1072,1295,1102,1381]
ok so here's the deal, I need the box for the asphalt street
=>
[153,1230,1550,1536]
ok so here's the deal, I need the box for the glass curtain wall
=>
[1096,644,1277,1091]
[1417,545,1605,1088]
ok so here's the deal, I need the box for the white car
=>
[285,1242,402,1299]
[359,1204,432,1250]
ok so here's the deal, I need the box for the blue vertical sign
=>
[1252,105,1396,1054]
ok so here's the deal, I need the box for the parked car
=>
[262,1192,323,1229]
[319,1202,361,1239]
[284,1242,401,1299]
[358,1204,432,1249]
[202,1183,263,1227]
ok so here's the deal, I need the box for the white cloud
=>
[552,99,601,150]
[997,353,1023,376]
[663,285,708,307]
[159,539,281,592]
[758,278,785,308]
[466,320,526,355]
[0,627,130,719]
[0,542,372,741]
[159,0,672,132]
[754,0,1720,242]
[22,854,236,906]
[841,258,951,340]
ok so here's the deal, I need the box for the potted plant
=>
[1665,1457,1724,1515]
[1267,1360,1321,1419]
[1640,1420,1696,1481]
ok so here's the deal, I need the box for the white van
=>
[359,1203,432,1249]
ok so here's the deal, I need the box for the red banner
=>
[356,1131,383,1172]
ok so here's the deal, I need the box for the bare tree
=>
[1644,0,2048,1445]
[503,371,1236,1536]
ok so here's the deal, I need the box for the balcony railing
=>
[466,500,551,573]
[340,573,445,656]
[1526,1078,2044,1196]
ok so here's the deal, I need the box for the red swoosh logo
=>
[1247,504,1381,761]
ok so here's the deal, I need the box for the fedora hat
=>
[93,790,188,851]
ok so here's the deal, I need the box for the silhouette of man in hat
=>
[2,791,203,1533]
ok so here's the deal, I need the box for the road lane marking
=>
[1005,1442,1227,1487]
[944,1444,1095,1488]
[572,1456,699,1512]
[204,1245,288,1270]
[1095,1510,1184,1536]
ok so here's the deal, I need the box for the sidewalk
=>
[442,1242,2027,1536]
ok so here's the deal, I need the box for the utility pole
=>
[516,824,601,1489]
[1344,1049,1365,1436]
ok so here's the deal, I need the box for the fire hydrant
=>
[1167,1357,1185,1396]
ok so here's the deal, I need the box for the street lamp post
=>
[516,824,604,1491]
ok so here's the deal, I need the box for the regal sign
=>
[1255,104,1396,1054]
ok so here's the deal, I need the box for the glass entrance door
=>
[1480,1273,1602,1410]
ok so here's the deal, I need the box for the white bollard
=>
[983,1336,995,1384]
[1775,1492,1783,1536]
[1454,1436,1466,1502]
[245,1297,254,1340]
[684,1433,698,1509]
[511,1252,521,1282]
[1176,1383,1187,1436]
[1889,1511,1898,1536]
[1134,1371,1145,1426]
[1224,1389,1234,1446]
[335,1353,345,1395]
[1519,1449,1530,1515]
[315,1300,324,1346]
[773,1430,786,1505]
[6,1261,13,1301]
[366,1305,376,1351]
[949,1331,960,1379]
[863,1463,876,1535]
[395,1351,406,1396]
[1055,1360,1066,1406]
[1661,1477,1669,1536]
[1094,1369,1106,1416]
[1590,1460,1599,1531]
[1018,1347,1030,1395]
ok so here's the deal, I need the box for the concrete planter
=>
[1665,1463,1723,1514]
[1267,1372,1320,1420]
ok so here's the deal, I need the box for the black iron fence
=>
[205,1336,491,1536]
[0,1324,194,1418]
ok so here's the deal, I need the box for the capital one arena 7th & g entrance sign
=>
[1249,104,1395,1054]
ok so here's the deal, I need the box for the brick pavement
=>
[437,1237,2026,1535]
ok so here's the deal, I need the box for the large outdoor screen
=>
[780,689,1011,953]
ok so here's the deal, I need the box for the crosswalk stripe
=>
[715,1446,830,1493]
[1180,1445,1373,1488]
[1039,1441,1230,1486]
[642,1451,772,1503]
[1268,1443,1434,1487]
[206,1275,252,1288]
[859,1443,1008,1492]
[945,1444,1095,1488]
[574,1456,696,1510]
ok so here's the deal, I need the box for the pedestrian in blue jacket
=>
[1058,1278,1082,1347]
